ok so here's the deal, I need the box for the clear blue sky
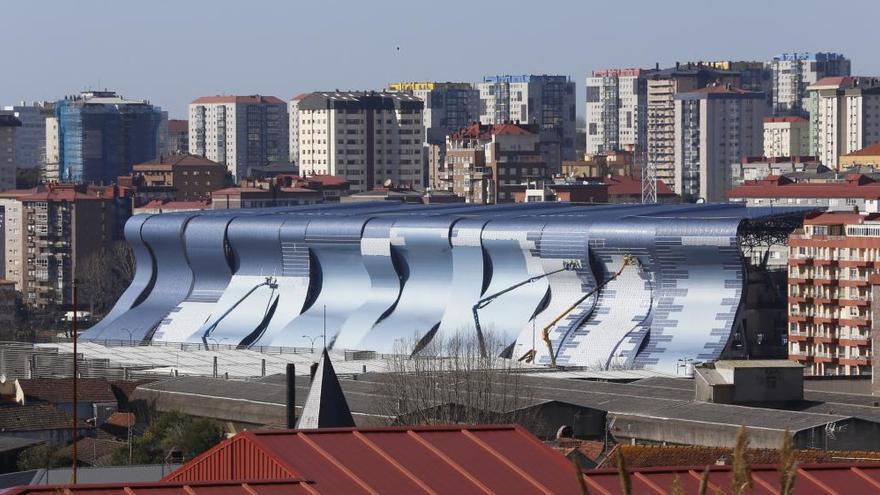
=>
[2,0,878,119]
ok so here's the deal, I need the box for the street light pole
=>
[302,335,319,353]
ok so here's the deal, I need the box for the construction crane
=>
[471,260,581,356]
[519,254,638,367]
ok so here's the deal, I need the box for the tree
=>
[17,442,70,470]
[77,242,135,318]
[111,411,224,465]
[374,331,540,429]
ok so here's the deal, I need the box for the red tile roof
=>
[763,116,807,123]
[583,462,880,494]
[18,185,104,202]
[450,122,536,139]
[133,153,222,168]
[17,378,118,404]
[812,76,854,88]
[844,142,880,157]
[2,478,317,494]
[138,200,209,210]
[105,411,136,428]
[803,211,880,226]
[192,95,285,105]
[306,175,350,187]
[606,175,675,196]
[164,425,584,494]
[727,174,880,200]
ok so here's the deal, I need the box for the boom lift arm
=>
[519,254,637,367]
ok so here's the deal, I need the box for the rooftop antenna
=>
[641,154,657,204]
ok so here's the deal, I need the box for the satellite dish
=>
[383,178,393,188]
[0,374,6,384]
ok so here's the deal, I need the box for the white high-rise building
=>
[674,85,768,202]
[189,95,289,180]
[770,52,850,116]
[478,75,576,172]
[1,102,52,169]
[763,116,810,158]
[807,77,880,168]
[585,69,651,155]
[288,94,306,165]
[296,91,424,192]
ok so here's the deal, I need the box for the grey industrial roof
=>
[136,371,859,433]
[0,464,183,488]
[0,436,43,454]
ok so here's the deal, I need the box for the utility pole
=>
[71,278,78,484]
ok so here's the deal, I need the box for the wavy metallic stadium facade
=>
[83,202,807,373]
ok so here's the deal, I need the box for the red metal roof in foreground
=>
[1,478,316,494]
[164,424,584,494]
[583,462,880,494]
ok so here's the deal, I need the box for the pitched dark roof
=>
[17,378,118,404]
[0,403,87,431]
[296,349,354,429]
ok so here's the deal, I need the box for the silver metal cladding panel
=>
[193,215,284,345]
[82,214,154,339]
[354,216,458,352]
[332,217,402,350]
[87,212,199,342]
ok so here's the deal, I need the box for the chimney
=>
[286,363,296,428]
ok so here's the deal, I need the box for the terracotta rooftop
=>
[450,122,536,139]
[18,185,104,202]
[164,424,584,494]
[803,211,880,226]
[844,142,880,157]
[192,95,285,105]
[17,377,118,404]
[105,411,136,428]
[763,116,808,123]
[306,174,350,187]
[133,153,222,168]
[606,175,675,196]
[811,76,854,88]
[138,199,209,211]
[727,173,880,199]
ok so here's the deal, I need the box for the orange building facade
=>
[788,212,878,376]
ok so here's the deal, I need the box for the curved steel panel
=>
[477,219,550,345]
[332,218,402,350]
[354,216,458,352]
[86,212,199,342]
[152,214,237,342]
[192,215,285,345]
[82,214,154,339]
[435,219,490,341]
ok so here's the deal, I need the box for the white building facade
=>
[763,116,810,158]
[807,77,880,169]
[674,86,768,202]
[585,68,650,155]
[296,91,424,193]
[189,95,289,180]
[770,52,850,116]
[478,75,576,171]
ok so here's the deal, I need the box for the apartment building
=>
[56,91,164,185]
[127,153,227,202]
[647,64,741,190]
[788,212,876,376]
[478,75,576,172]
[806,77,880,169]
[674,85,768,202]
[771,52,850,116]
[288,94,306,165]
[763,116,810,158]
[189,95,288,181]
[437,123,546,204]
[0,185,128,308]
[585,68,652,155]
[388,82,479,145]
[0,114,21,192]
[295,91,424,192]
[1,102,53,169]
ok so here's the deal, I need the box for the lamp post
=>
[209,337,227,350]
[302,335,320,353]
